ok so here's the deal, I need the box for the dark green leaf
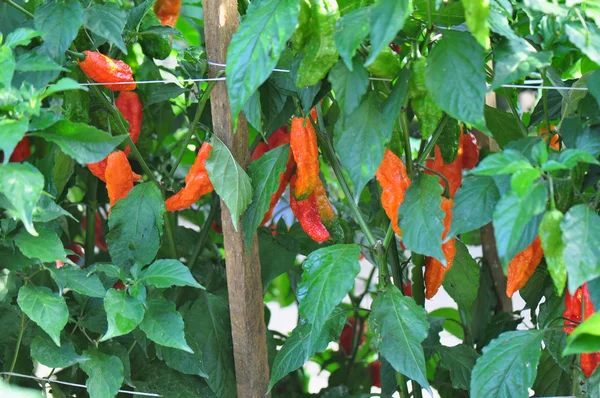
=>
[449,175,500,238]
[561,204,600,293]
[5,28,43,48]
[51,265,106,298]
[328,58,369,117]
[491,38,552,90]
[542,149,600,172]
[370,285,430,390]
[484,106,525,147]
[100,288,145,341]
[0,162,43,236]
[107,183,165,268]
[588,69,600,106]
[561,120,600,157]
[0,118,28,164]
[226,0,299,130]
[157,345,207,378]
[365,0,413,66]
[565,22,600,65]
[471,330,544,397]
[140,296,193,353]
[80,349,124,398]
[398,174,445,263]
[144,84,187,106]
[206,136,253,231]
[383,67,411,131]
[334,8,370,70]
[426,30,487,133]
[443,240,480,311]
[15,50,66,72]
[297,244,360,333]
[139,259,203,289]
[438,344,479,390]
[83,3,127,53]
[32,195,75,223]
[14,227,67,263]
[258,229,297,292]
[532,350,572,397]
[30,332,86,368]
[32,120,126,164]
[34,0,83,59]
[17,284,68,346]
[133,362,215,398]
[334,92,392,199]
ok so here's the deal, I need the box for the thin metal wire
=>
[68,77,226,87]
[0,372,162,397]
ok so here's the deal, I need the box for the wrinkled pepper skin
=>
[409,57,442,140]
[9,137,31,162]
[582,285,599,377]
[291,0,312,51]
[375,149,411,235]
[139,10,172,60]
[460,132,480,169]
[426,145,462,198]
[88,158,141,183]
[78,51,136,91]
[505,237,543,298]
[563,286,583,334]
[115,92,143,156]
[366,46,401,79]
[165,142,214,211]
[289,175,330,242]
[295,0,340,87]
[424,198,456,299]
[539,209,567,295]
[154,0,181,27]
[251,142,270,161]
[313,177,344,242]
[539,125,560,150]
[106,151,136,207]
[291,114,319,200]
[437,119,461,164]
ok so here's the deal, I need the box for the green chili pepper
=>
[291,0,312,51]
[366,46,401,79]
[139,11,171,60]
[538,209,566,295]
[554,163,587,213]
[63,72,90,124]
[295,0,340,87]
[436,118,461,164]
[409,57,442,140]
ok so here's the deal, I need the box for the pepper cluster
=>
[563,284,600,377]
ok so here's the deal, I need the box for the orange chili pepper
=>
[505,237,543,298]
[539,125,560,150]
[426,145,463,198]
[375,149,411,235]
[424,197,456,299]
[88,159,141,183]
[115,92,143,156]
[78,51,136,91]
[290,111,319,200]
[105,151,136,207]
[289,174,330,243]
[154,0,181,27]
[165,142,214,212]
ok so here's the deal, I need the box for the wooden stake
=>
[203,1,271,396]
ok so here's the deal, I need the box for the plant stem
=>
[163,213,178,259]
[541,70,554,149]
[547,174,556,210]
[84,174,98,267]
[168,81,216,179]
[412,380,424,398]
[420,164,450,198]
[2,0,33,18]
[388,235,403,289]
[188,193,220,269]
[415,114,449,164]
[503,88,528,138]
[383,224,395,249]
[412,254,426,306]
[399,104,414,178]
[397,373,410,398]
[7,312,26,382]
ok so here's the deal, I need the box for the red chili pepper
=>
[564,287,583,334]
[402,280,413,297]
[211,221,222,234]
[290,111,319,200]
[426,145,462,198]
[115,92,143,156]
[78,51,136,91]
[251,142,270,161]
[113,280,126,290]
[339,317,366,356]
[82,214,108,251]
[582,285,599,377]
[460,132,479,170]
[369,361,382,388]
[289,174,329,242]
[9,137,31,162]
[105,151,136,207]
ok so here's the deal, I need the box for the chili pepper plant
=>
[1,0,600,396]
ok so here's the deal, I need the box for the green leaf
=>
[15,50,66,73]
[139,259,203,289]
[539,210,567,295]
[269,308,346,391]
[328,58,369,117]
[185,293,236,397]
[461,0,490,49]
[542,149,600,172]
[565,22,600,65]
[226,0,299,130]
[17,284,68,346]
[241,145,290,248]
[107,183,165,268]
[426,30,487,132]
[493,183,547,268]
[157,345,208,378]
[484,106,525,148]
[140,296,193,353]
[206,136,253,231]
[370,285,430,390]
[100,288,145,342]
[297,244,360,333]
[80,349,124,398]
[383,67,411,131]
[42,77,86,99]
[472,149,533,176]
[32,120,126,164]
[443,240,480,310]
[334,8,370,70]
[144,84,187,106]
[334,92,392,198]
[560,119,600,157]
[561,74,590,120]
[365,0,413,66]
[588,69,600,106]
[398,174,445,263]
[449,175,500,238]
[83,3,127,54]
[5,28,43,48]
[51,265,106,298]
[0,119,28,165]
[34,0,83,59]
[471,330,544,398]
[133,362,214,398]
[532,349,572,397]
[0,162,42,236]
[561,204,600,293]
[0,45,15,88]
[510,168,542,196]
[438,344,479,390]
[258,229,297,291]
[14,227,67,263]
[564,312,600,355]
[0,379,48,397]
[32,195,76,223]
[491,38,551,90]
[30,332,87,368]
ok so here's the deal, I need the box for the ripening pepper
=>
[366,46,401,79]
[563,286,583,334]
[115,91,143,156]
[539,209,567,295]
[339,317,366,356]
[105,151,136,207]
[139,10,172,60]
[9,137,31,162]
[375,149,411,235]
[582,286,600,377]
[369,361,381,388]
[424,197,456,299]
[251,142,270,161]
[426,145,463,198]
[460,132,480,169]
[56,243,85,269]
[290,112,319,200]
[539,125,560,150]
[409,57,442,140]
[165,142,214,211]
[505,237,543,298]
[154,0,181,27]
[289,174,330,242]
[313,177,344,242]
[88,159,142,183]
[78,51,136,91]
[565,285,600,377]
